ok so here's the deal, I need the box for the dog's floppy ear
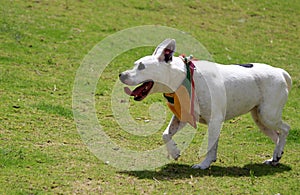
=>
[153,39,176,63]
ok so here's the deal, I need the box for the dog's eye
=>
[138,62,145,70]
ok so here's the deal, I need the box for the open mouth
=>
[124,81,154,101]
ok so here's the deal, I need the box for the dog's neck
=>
[150,56,186,94]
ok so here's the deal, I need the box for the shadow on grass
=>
[120,163,291,180]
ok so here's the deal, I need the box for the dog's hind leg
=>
[264,121,290,166]
[252,104,290,166]
[254,70,291,165]
[251,107,279,143]
[162,115,186,160]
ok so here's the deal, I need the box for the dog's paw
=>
[169,148,181,160]
[192,158,216,170]
[165,140,181,160]
[263,159,280,166]
[191,163,209,170]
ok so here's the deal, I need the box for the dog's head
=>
[119,39,186,101]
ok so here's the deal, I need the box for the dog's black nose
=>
[119,73,128,82]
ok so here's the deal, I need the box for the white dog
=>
[119,39,291,169]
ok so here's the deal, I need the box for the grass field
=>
[1,0,299,194]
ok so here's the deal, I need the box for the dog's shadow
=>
[120,163,291,180]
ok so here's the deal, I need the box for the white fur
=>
[120,39,291,169]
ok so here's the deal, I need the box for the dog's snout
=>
[119,72,128,82]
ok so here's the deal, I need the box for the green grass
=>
[1,0,299,194]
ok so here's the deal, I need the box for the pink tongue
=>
[124,87,133,96]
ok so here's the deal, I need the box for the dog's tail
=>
[282,70,292,92]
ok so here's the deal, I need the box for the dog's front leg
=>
[192,119,223,169]
[162,115,186,160]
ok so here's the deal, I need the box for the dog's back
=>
[193,62,291,121]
